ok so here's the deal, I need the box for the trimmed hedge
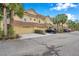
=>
[34,30,46,35]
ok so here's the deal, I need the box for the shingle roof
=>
[24,9,46,19]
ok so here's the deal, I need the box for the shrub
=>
[0,30,4,40]
[8,25,14,36]
[7,24,20,39]
[59,29,64,33]
[0,25,20,40]
[8,34,20,39]
[34,30,46,35]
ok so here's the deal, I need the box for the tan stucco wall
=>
[13,26,48,34]
[34,27,47,30]
[13,26,34,34]
[45,17,53,25]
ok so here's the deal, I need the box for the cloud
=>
[50,3,78,11]
[66,13,77,21]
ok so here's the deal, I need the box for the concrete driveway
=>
[0,31,79,56]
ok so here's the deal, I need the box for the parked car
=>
[63,28,71,32]
[45,27,57,34]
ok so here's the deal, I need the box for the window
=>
[34,19,36,21]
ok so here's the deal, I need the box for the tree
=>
[0,4,3,21]
[52,14,68,32]
[0,4,11,39]
[7,3,24,38]
[2,3,8,38]
[0,3,24,39]
[52,15,61,32]
[0,4,4,38]
[8,3,24,25]
[67,20,76,30]
[59,14,68,30]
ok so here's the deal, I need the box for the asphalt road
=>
[0,31,79,56]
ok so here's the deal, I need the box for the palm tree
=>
[0,4,3,20]
[7,3,24,37]
[52,14,67,32]
[0,3,24,39]
[9,3,24,24]
[52,16,61,32]
[52,17,58,30]
[2,3,8,38]
[58,14,68,31]
[0,4,3,37]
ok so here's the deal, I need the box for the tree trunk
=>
[10,9,14,25]
[57,24,59,32]
[7,9,14,37]
[7,9,14,30]
[3,3,7,38]
[62,23,64,32]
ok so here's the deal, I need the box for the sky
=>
[23,3,79,21]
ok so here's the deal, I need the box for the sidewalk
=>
[18,33,53,40]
